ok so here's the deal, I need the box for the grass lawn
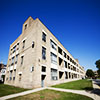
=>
[9,89,93,100]
[52,79,93,90]
[0,84,29,97]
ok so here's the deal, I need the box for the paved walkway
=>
[0,87,46,100]
[47,87,100,100]
[0,80,100,100]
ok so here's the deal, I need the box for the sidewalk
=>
[92,79,100,89]
[0,87,46,100]
[47,87,100,100]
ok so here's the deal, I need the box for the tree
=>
[95,59,100,69]
[95,59,100,77]
[86,69,95,78]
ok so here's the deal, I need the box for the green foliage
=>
[95,59,100,76]
[97,70,100,77]
[95,59,100,69]
[86,69,95,78]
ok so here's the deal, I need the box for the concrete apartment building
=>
[5,16,85,88]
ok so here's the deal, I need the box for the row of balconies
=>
[50,39,85,73]
[51,46,84,73]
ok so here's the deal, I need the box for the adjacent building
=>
[0,63,6,83]
[5,16,85,88]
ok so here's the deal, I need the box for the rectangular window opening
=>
[42,66,46,72]
[42,47,46,60]
[58,47,62,55]
[42,32,46,42]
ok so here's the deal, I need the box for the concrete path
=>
[47,87,100,100]
[92,79,100,89]
[91,79,100,98]
[0,79,100,100]
[0,87,46,100]
[0,86,100,100]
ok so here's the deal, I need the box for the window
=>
[64,61,67,68]
[51,52,57,64]
[13,70,16,80]
[11,57,15,65]
[9,71,12,80]
[15,55,18,64]
[24,24,27,30]
[19,74,22,81]
[21,56,24,65]
[42,66,46,72]
[22,40,25,49]
[59,71,64,79]
[58,47,62,55]
[51,69,58,80]
[10,49,12,55]
[59,57,63,65]
[31,66,34,72]
[50,40,57,50]
[68,63,70,69]
[17,43,19,50]
[42,32,46,42]
[64,52,66,58]
[67,55,70,60]
[9,59,11,66]
[13,46,16,53]
[32,41,35,48]
[42,47,46,60]
[65,72,68,79]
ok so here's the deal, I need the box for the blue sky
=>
[0,0,100,71]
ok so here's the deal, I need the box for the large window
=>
[51,52,57,64]
[42,32,46,42]
[42,47,46,60]
[51,68,58,80]
[50,40,57,50]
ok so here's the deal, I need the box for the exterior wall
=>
[5,16,85,88]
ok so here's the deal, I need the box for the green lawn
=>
[0,84,29,97]
[9,89,93,100]
[52,79,93,90]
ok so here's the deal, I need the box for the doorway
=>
[41,75,46,87]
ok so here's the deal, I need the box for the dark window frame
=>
[42,32,46,42]
[41,66,46,72]
[42,47,46,60]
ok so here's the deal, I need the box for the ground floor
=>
[1,79,100,100]
[5,67,85,88]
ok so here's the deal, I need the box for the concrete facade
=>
[5,16,85,88]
